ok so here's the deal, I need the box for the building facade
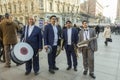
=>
[80,0,103,23]
[116,0,120,23]
[0,0,81,26]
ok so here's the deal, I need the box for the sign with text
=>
[39,19,44,29]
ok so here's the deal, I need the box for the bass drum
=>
[11,42,34,64]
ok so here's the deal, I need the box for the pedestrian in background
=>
[0,13,21,68]
[95,25,100,37]
[103,25,111,46]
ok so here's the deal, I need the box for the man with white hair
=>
[21,17,43,75]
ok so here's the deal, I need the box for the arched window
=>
[50,2,52,11]
[31,2,34,11]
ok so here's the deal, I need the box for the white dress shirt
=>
[28,25,34,37]
[52,25,58,46]
[67,28,72,45]
[83,29,90,40]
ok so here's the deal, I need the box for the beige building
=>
[0,0,81,26]
[116,0,120,23]
[80,0,103,23]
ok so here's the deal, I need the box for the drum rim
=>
[0,47,3,57]
[10,50,24,64]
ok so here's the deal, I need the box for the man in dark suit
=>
[21,17,43,75]
[44,15,60,74]
[62,21,78,71]
[78,20,98,79]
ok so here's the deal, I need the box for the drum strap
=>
[24,25,29,41]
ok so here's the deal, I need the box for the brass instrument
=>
[77,37,97,48]
[73,44,79,58]
[56,39,64,57]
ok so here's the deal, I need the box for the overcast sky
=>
[97,0,117,22]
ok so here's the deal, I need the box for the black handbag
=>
[107,38,112,42]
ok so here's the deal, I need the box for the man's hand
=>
[44,45,48,52]
[36,49,42,56]
[61,47,64,50]
[38,49,42,52]
[78,47,82,53]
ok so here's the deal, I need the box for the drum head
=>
[13,42,34,62]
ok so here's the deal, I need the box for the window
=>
[40,0,44,9]
[8,4,12,13]
[0,5,3,13]
[68,6,69,12]
[63,5,64,12]
[50,2,52,11]
[4,4,7,12]
[19,2,22,12]
[14,4,16,13]
[25,5,28,12]
[57,4,60,12]
[31,2,34,11]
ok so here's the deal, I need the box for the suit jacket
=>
[21,25,43,52]
[62,28,78,46]
[79,28,98,51]
[44,23,60,46]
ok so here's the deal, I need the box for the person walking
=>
[95,25,100,37]
[103,26,111,46]
[0,13,21,67]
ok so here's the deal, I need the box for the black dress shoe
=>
[66,67,71,70]
[83,70,87,75]
[74,68,77,71]
[53,67,59,70]
[49,69,55,74]
[25,71,31,75]
[34,72,39,76]
[89,73,96,79]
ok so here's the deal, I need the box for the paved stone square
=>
[0,33,120,80]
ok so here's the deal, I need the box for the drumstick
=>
[36,49,42,56]
[36,52,39,57]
